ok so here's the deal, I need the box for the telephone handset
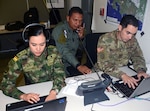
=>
[76,73,112,96]
[76,23,85,33]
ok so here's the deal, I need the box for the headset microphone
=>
[22,23,50,42]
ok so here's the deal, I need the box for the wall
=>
[66,0,81,12]
[0,0,67,25]
[91,0,150,64]
[0,0,27,24]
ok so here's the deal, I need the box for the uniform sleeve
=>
[129,38,147,72]
[0,58,24,99]
[52,27,80,68]
[97,34,125,79]
[51,52,66,92]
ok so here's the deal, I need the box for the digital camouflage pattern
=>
[0,45,66,99]
[96,30,147,78]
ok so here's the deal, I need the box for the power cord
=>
[91,104,96,111]
[49,0,60,24]
[135,97,150,101]
[79,37,102,80]
[97,98,134,107]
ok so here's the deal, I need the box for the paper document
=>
[62,79,86,97]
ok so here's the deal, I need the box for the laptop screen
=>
[6,96,67,111]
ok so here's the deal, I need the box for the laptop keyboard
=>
[114,82,135,97]
[113,75,143,97]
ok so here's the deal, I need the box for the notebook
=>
[112,67,150,98]
[6,96,67,111]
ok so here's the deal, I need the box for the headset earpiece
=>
[22,23,50,43]
[45,30,50,43]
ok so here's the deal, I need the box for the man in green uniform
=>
[52,7,91,77]
[96,15,149,89]
[0,24,65,103]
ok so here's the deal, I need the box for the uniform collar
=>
[28,48,48,60]
[64,20,75,33]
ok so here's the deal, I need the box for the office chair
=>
[85,33,106,68]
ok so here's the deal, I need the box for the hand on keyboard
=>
[121,74,139,89]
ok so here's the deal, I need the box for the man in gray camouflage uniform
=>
[96,15,149,89]
[0,24,65,103]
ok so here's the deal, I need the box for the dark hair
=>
[120,15,139,28]
[22,23,50,43]
[28,25,47,40]
[68,7,83,16]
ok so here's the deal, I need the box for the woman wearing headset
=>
[0,24,66,103]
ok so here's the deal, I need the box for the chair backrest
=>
[85,33,105,68]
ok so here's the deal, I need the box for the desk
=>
[0,81,52,111]
[1,67,150,111]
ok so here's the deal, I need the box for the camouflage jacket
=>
[0,45,66,99]
[52,20,85,68]
[97,30,147,78]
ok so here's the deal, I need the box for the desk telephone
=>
[76,73,112,96]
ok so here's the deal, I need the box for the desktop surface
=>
[1,66,150,111]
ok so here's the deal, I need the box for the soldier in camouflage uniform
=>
[52,7,91,77]
[0,24,66,103]
[96,15,149,89]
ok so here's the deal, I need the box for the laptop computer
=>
[6,96,67,111]
[112,67,150,98]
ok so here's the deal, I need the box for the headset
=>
[22,23,50,43]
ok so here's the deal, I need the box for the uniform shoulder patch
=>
[13,50,28,62]
[13,56,18,62]
[17,50,27,58]
[12,50,28,62]
[58,34,67,44]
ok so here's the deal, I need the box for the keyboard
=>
[113,75,143,97]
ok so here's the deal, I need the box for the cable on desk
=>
[91,104,97,111]
[97,97,150,107]
[135,97,150,101]
[97,98,134,107]
[90,96,150,110]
